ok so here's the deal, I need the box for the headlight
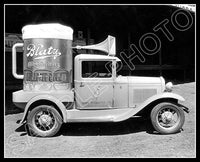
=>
[165,82,173,92]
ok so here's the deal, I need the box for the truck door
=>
[75,60,114,109]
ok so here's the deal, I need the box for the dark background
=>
[4,5,195,113]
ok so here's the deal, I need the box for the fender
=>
[20,94,67,124]
[114,92,185,122]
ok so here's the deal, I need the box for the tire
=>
[150,102,185,134]
[26,105,63,137]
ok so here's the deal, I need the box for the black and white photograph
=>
[4,4,196,158]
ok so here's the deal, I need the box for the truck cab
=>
[74,54,119,109]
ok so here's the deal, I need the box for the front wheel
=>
[26,105,63,137]
[150,102,185,134]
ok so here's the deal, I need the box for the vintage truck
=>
[12,23,189,137]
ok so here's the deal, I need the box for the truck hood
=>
[116,75,165,84]
[115,75,165,91]
[128,76,164,84]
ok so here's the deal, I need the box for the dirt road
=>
[4,82,196,158]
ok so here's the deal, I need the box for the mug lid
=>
[22,23,73,40]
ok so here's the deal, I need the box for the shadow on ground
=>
[15,117,158,137]
[60,117,157,136]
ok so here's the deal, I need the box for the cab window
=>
[82,61,112,78]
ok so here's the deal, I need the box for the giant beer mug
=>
[12,23,73,91]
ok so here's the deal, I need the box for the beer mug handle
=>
[12,43,24,79]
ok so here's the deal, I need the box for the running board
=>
[66,108,134,123]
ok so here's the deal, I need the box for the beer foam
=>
[22,23,73,40]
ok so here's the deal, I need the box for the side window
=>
[82,61,112,78]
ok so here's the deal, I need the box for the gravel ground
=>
[4,82,196,158]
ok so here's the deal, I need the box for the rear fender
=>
[20,95,67,124]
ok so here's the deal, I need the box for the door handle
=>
[97,86,101,90]
[80,82,84,87]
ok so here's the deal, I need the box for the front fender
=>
[20,94,67,124]
[144,92,185,103]
[134,92,185,113]
[114,92,185,122]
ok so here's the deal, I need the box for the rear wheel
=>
[150,102,185,134]
[27,105,63,137]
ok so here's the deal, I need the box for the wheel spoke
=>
[157,107,179,128]
[34,109,55,131]
[172,118,177,124]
